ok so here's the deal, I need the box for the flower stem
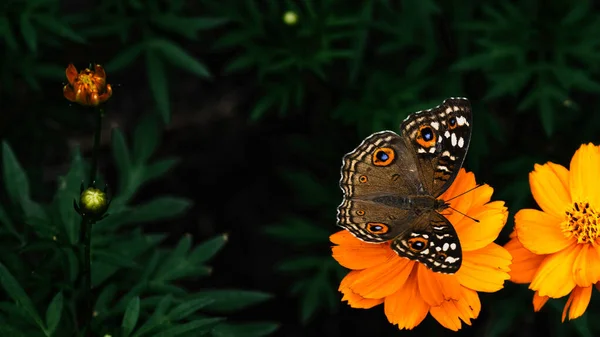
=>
[81,107,104,336]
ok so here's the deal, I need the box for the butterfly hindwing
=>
[400,97,472,197]
[390,212,462,273]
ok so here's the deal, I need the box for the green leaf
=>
[20,14,37,53]
[122,296,140,337]
[0,263,45,331]
[2,142,30,205]
[54,151,85,244]
[45,291,63,336]
[32,14,85,44]
[277,256,327,272]
[195,290,272,314]
[167,298,214,320]
[106,42,145,73]
[188,234,228,265]
[0,324,28,337]
[212,322,280,337]
[146,50,171,124]
[142,158,179,182]
[93,250,141,269]
[133,114,161,165]
[224,54,256,74]
[153,318,224,337]
[131,295,173,337]
[149,39,211,78]
[111,128,132,191]
[0,17,18,51]
[250,94,279,120]
[263,218,328,245]
[123,197,192,224]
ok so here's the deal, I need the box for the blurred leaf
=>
[132,114,161,165]
[122,296,140,337]
[111,129,132,191]
[45,291,63,336]
[195,290,272,314]
[188,234,228,265]
[153,318,224,337]
[2,142,30,205]
[146,50,170,124]
[264,218,329,245]
[167,298,214,320]
[149,39,211,78]
[212,322,280,337]
[278,256,328,272]
[142,158,179,182]
[0,324,28,337]
[19,14,37,53]
[54,151,85,244]
[106,43,145,72]
[0,263,45,332]
[124,197,192,224]
[32,14,85,44]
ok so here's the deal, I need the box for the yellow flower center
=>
[562,201,600,245]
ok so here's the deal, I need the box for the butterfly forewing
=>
[400,98,472,197]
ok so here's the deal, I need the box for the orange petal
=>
[504,237,546,284]
[529,162,571,218]
[340,284,383,309]
[384,266,429,330]
[570,143,600,209]
[429,287,481,331]
[456,243,511,292]
[469,183,494,209]
[332,233,396,270]
[562,286,592,322]
[455,201,507,251]
[533,291,549,311]
[573,244,600,287]
[530,244,579,298]
[94,64,107,80]
[515,209,573,254]
[417,264,461,306]
[65,63,78,84]
[441,169,476,226]
[63,85,76,102]
[344,257,414,299]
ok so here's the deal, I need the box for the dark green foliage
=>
[2,0,600,336]
[0,123,277,336]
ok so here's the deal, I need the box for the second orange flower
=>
[63,63,112,107]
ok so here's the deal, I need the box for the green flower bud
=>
[283,11,298,25]
[79,187,109,217]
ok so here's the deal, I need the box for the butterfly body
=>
[337,98,472,274]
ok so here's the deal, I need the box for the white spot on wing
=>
[451,133,457,146]
[430,121,439,130]
[444,131,450,138]
[458,137,464,148]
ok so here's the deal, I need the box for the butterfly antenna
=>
[444,184,484,223]
[446,206,480,223]
[445,184,483,202]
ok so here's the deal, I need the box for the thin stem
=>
[88,108,104,186]
[80,107,104,337]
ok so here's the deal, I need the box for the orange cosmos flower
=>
[63,63,113,106]
[506,143,600,322]
[331,168,511,331]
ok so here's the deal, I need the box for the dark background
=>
[2,0,600,336]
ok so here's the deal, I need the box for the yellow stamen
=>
[562,201,600,245]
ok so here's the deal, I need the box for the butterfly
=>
[336,97,472,274]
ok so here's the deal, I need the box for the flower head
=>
[506,143,600,322]
[63,63,112,106]
[331,169,511,331]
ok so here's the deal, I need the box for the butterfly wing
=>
[400,97,472,197]
[337,131,422,242]
[391,212,462,273]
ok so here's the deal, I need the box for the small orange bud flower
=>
[63,63,113,107]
